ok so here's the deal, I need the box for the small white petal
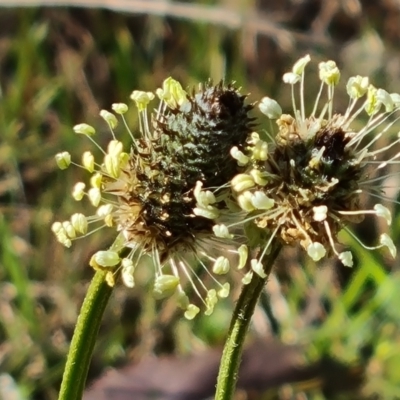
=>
[339,251,353,267]
[307,242,326,261]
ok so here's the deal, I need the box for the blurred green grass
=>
[1,1,400,399]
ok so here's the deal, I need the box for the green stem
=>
[215,243,281,400]
[58,270,114,400]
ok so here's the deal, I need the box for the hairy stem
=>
[215,243,281,400]
[58,270,114,400]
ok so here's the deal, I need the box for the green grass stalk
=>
[58,270,114,400]
[215,243,281,400]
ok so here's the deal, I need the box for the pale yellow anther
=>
[313,205,328,222]
[184,304,200,320]
[212,224,233,239]
[241,271,253,285]
[71,213,88,234]
[307,242,326,261]
[292,54,311,75]
[251,259,267,278]
[88,187,101,207]
[390,93,400,107]
[193,205,220,220]
[231,174,255,192]
[230,146,249,166]
[365,85,380,116]
[157,77,187,109]
[100,110,118,129]
[380,234,397,258]
[238,191,255,212]
[92,250,120,267]
[218,283,230,298]
[90,173,102,189]
[205,289,218,316]
[107,140,123,156]
[82,151,95,173]
[97,204,113,217]
[72,182,86,201]
[319,60,340,86]
[237,245,248,270]
[121,258,135,288]
[252,141,269,161]
[377,89,395,113]
[104,154,121,179]
[55,231,72,248]
[62,221,76,239]
[259,97,282,119]
[212,256,230,275]
[51,221,63,234]
[73,123,96,136]
[251,191,274,210]
[374,204,392,225]
[339,251,353,267]
[346,75,369,99]
[55,152,71,170]
[130,90,155,111]
[283,72,301,85]
[153,274,180,299]
[111,103,128,114]
[250,169,268,186]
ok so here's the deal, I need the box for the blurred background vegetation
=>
[1,0,400,399]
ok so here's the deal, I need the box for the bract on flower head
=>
[230,55,400,269]
[53,78,253,317]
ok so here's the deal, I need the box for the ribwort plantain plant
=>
[54,56,400,400]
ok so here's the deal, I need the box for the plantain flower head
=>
[53,78,253,318]
[228,56,399,276]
